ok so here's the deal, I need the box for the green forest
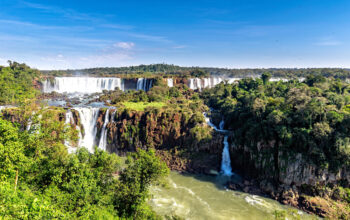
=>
[2,61,350,219]
[43,63,350,80]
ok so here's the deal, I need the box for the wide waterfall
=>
[75,107,100,153]
[98,109,111,151]
[43,77,123,93]
[43,77,156,93]
[188,77,241,90]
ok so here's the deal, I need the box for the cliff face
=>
[95,108,224,174]
[230,139,350,187]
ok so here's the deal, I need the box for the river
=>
[150,172,315,220]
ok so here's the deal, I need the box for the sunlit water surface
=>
[150,172,315,220]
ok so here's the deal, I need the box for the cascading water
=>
[98,109,110,151]
[64,110,77,153]
[42,77,123,93]
[221,135,233,176]
[167,78,174,87]
[136,78,153,91]
[75,107,100,153]
[204,113,233,176]
[188,77,238,90]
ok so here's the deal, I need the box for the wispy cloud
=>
[314,38,342,46]
[22,1,99,22]
[101,24,134,30]
[129,33,172,43]
[113,42,135,49]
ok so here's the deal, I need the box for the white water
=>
[188,77,239,90]
[75,107,100,153]
[64,110,78,153]
[98,109,110,151]
[203,113,233,176]
[221,135,233,176]
[42,77,123,93]
[136,78,153,91]
[167,78,174,87]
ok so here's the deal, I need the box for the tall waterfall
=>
[137,78,153,91]
[219,119,233,176]
[98,109,110,151]
[42,77,123,93]
[221,135,233,176]
[75,107,100,153]
[204,113,233,176]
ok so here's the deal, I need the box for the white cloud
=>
[113,42,135,49]
[315,40,342,46]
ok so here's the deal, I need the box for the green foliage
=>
[203,78,350,173]
[121,101,166,111]
[0,107,169,219]
[0,61,40,105]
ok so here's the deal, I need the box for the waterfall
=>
[64,110,77,153]
[42,77,123,93]
[98,109,110,151]
[204,113,233,176]
[167,78,174,87]
[221,136,233,176]
[75,107,100,153]
[137,78,153,91]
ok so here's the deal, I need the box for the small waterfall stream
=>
[219,120,233,176]
[98,109,110,151]
[203,113,233,176]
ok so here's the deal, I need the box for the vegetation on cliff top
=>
[0,61,41,105]
[42,63,350,79]
[203,74,350,171]
[202,74,350,218]
[0,104,169,219]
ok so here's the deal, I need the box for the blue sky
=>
[0,0,349,69]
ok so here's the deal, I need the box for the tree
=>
[261,72,272,85]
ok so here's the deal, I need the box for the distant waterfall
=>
[98,109,110,151]
[188,77,240,90]
[42,77,123,93]
[167,78,174,87]
[137,78,153,91]
[75,107,100,153]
